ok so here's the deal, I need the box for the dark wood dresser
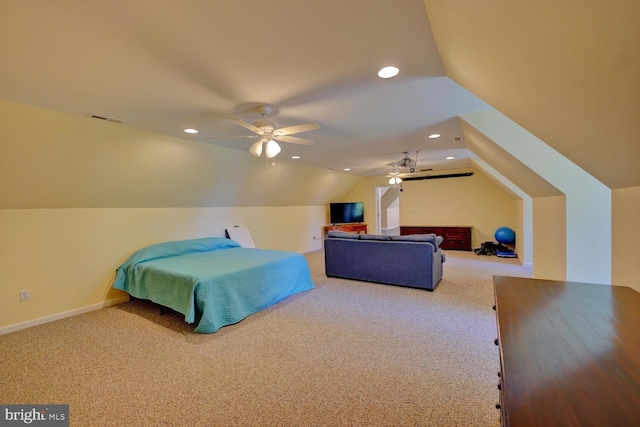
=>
[400,226,472,251]
[493,276,640,427]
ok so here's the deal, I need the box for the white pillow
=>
[225,226,256,248]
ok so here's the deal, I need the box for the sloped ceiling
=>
[0,0,489,178]
[424,0,640,189]
[460,119,562,198]
[3,0,636,191]
[0,100,361,209]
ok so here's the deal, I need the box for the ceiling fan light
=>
[249,141,263,157]
[389,176,402,185]
[265,140,281,158]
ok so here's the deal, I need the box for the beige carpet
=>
[0,250,530,426]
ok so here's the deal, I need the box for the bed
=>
[112,237,314,333]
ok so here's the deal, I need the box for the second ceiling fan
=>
[206,105,320,159]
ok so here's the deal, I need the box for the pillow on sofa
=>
[327,230,360,239]
[391,233,443,248]
[391,233,435,242]
[358,234,392,241]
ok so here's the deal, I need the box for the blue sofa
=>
[324,231,445,291]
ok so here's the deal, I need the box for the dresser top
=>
[494,276,640,426]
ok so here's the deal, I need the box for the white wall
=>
[532,196,567,281]
[386,203,400,229]
[612,186,640,292]
[343,170,518,250]
[471,157,532,265]
[0,99,361,333]
[461,110,611,284]
[399,171,517,249]
[379,187,400,230]
[0,99,360,209]
[0,206,326,333]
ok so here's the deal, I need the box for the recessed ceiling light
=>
[184,128,198,134]
[446,156,455,160]
[291,156,300,159]
[343,168,351,171]
[377,66,399,79]
[428,133,440,139]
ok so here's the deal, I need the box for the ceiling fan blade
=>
[273,123,320,136]
[228,117,262,134]
[203,135,258,141]
[274,135,315,145]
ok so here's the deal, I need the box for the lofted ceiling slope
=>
[460,120,562,198]
[0,0,490,179]
[424,0,640,190]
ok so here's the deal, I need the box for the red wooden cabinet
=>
[400,226,472,251]
[324,224,368,235]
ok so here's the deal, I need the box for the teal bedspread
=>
[113,237,314,333]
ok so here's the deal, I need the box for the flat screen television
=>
[329,202,364,224]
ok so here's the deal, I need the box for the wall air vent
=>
[403,172,473,181]
[88,114,123,124]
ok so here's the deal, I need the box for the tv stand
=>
[324,223,368,235]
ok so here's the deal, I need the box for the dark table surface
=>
[493,275,640,427]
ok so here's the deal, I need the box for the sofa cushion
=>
[326,230,360,239]
[391,233,434,242]
[391,233,444,248]
[358,234,392,241]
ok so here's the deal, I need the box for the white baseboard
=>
[0,296,130,336]
[300,244,323,254]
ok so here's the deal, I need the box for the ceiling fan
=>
[396,151,417,172]
[205,105,320,159]
[387,151,419,187]
[387,165,403,187]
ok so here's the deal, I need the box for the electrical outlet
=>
[19,290,30,301]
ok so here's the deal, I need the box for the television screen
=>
[329,202,364,224]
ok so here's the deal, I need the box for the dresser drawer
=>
[444,227,470,239]
[445,239,471,250]
[400,226,443,236]
[400,226,472,251]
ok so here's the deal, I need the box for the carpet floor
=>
[0,250,530,426]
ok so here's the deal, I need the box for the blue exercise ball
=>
[495,227,515,245]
